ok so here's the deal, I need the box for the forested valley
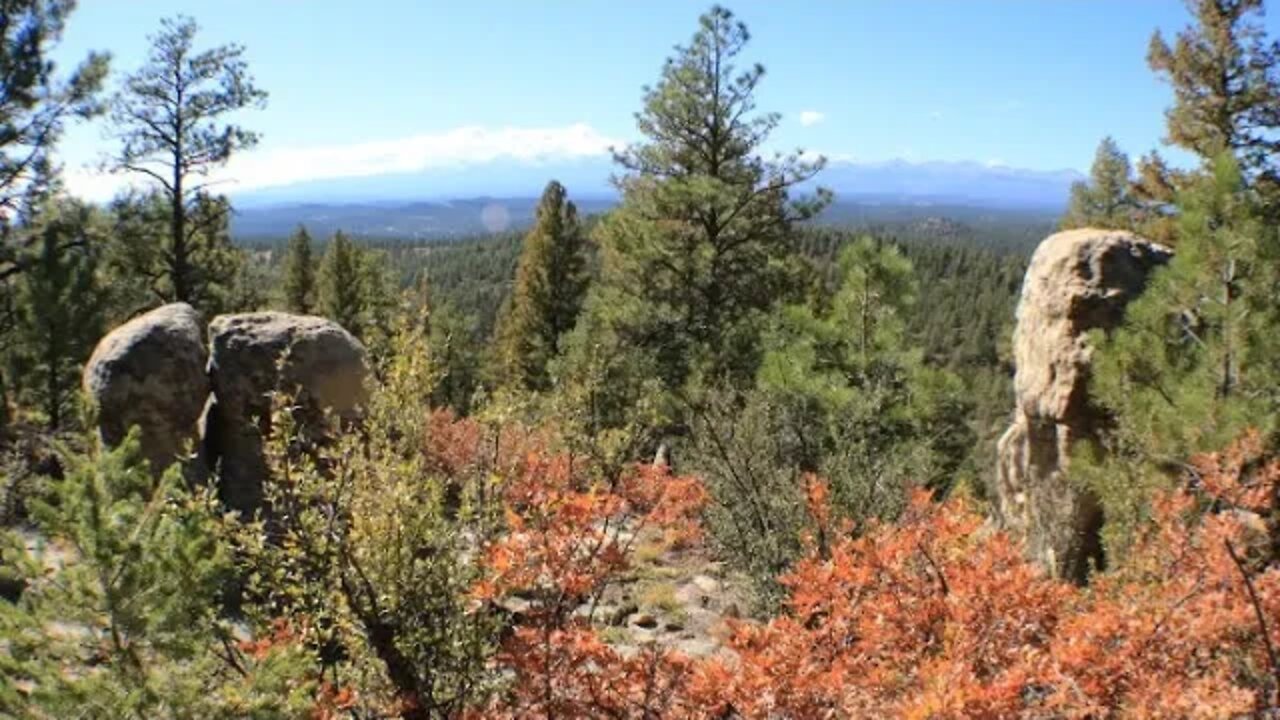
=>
[5,1,1280,717]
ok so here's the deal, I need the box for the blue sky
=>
[52,1,1262,200]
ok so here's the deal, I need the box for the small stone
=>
[633,613,658,629]
[498,597,531,616]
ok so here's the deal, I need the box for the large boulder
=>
[205,312,368,514]
[994,228,1171,582]
[82,303,209,474]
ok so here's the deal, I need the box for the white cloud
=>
[798,110,826,127]
[64,122,620,202]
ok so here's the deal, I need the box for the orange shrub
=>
[468,430,1280,719]
[474,454,708,717]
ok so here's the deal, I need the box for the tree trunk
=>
[171,156,189,304]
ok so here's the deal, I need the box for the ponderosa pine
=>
[0,432,314,717]
[1081,154,1280,557]
[107,15,266,305]
[696,238,972,602]
[0,0,107,246]
[1142,0,1280,209]
[578,5,829,407]
[105,189,244,316]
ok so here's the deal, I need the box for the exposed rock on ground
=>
[205,312,368,514]
[82,308,368,515]
[82,303,209,475]
[590,525,751,659]
[995,228,1171,582]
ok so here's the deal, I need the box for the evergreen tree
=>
[427,302,482,413]
[317,231,364,336]
[105,190,244,316]
[495,180,589,392]
[756,237,970,498]
[106,15,266,305]
[281,224,316,313]
[0,2,106,375]
[1142,0,1280,207]
[577,6,829,412]
[357,247,398,360]
[225,249,270,313]
[0,0,107,245]
[1082,154,1280,556]
[694,237,972,602]
[1062,137,1142,231]
[0,432,313,717]
[6,201,104,430]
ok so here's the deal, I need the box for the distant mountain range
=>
[229,158,1080,240]
[231,197,616,240]
[814,159,1082,209]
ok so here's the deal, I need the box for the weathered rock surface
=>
[82,303,208,474]
[205,312,368,513]
[995,228,1171,582]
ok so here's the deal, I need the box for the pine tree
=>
[318,231,364,336]
[572,6,829,415]
[1143,0,1280,206]
[495,180,589,392]
[694,237,972,601]
[1062,138,1141,231]
[7,201,104,430]
[0,1,107,245]
[0,432,314,716]
[0,2,106,369]
[106,189,245,316]
[1082,154,1280,556]
[758,237,969,500]
[281,224,316,313]
[358,248,398,360]
[225,250,270,313]
[426,302,481,413]
[106,15,266,305]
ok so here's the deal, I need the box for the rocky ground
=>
[590,525,752,658]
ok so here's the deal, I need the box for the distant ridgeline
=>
[233,197,1057,252]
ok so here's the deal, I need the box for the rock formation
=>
[205,312,368,513]
[995,228,1171,582]
[82,303,209,475]
[83,307,368,514]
